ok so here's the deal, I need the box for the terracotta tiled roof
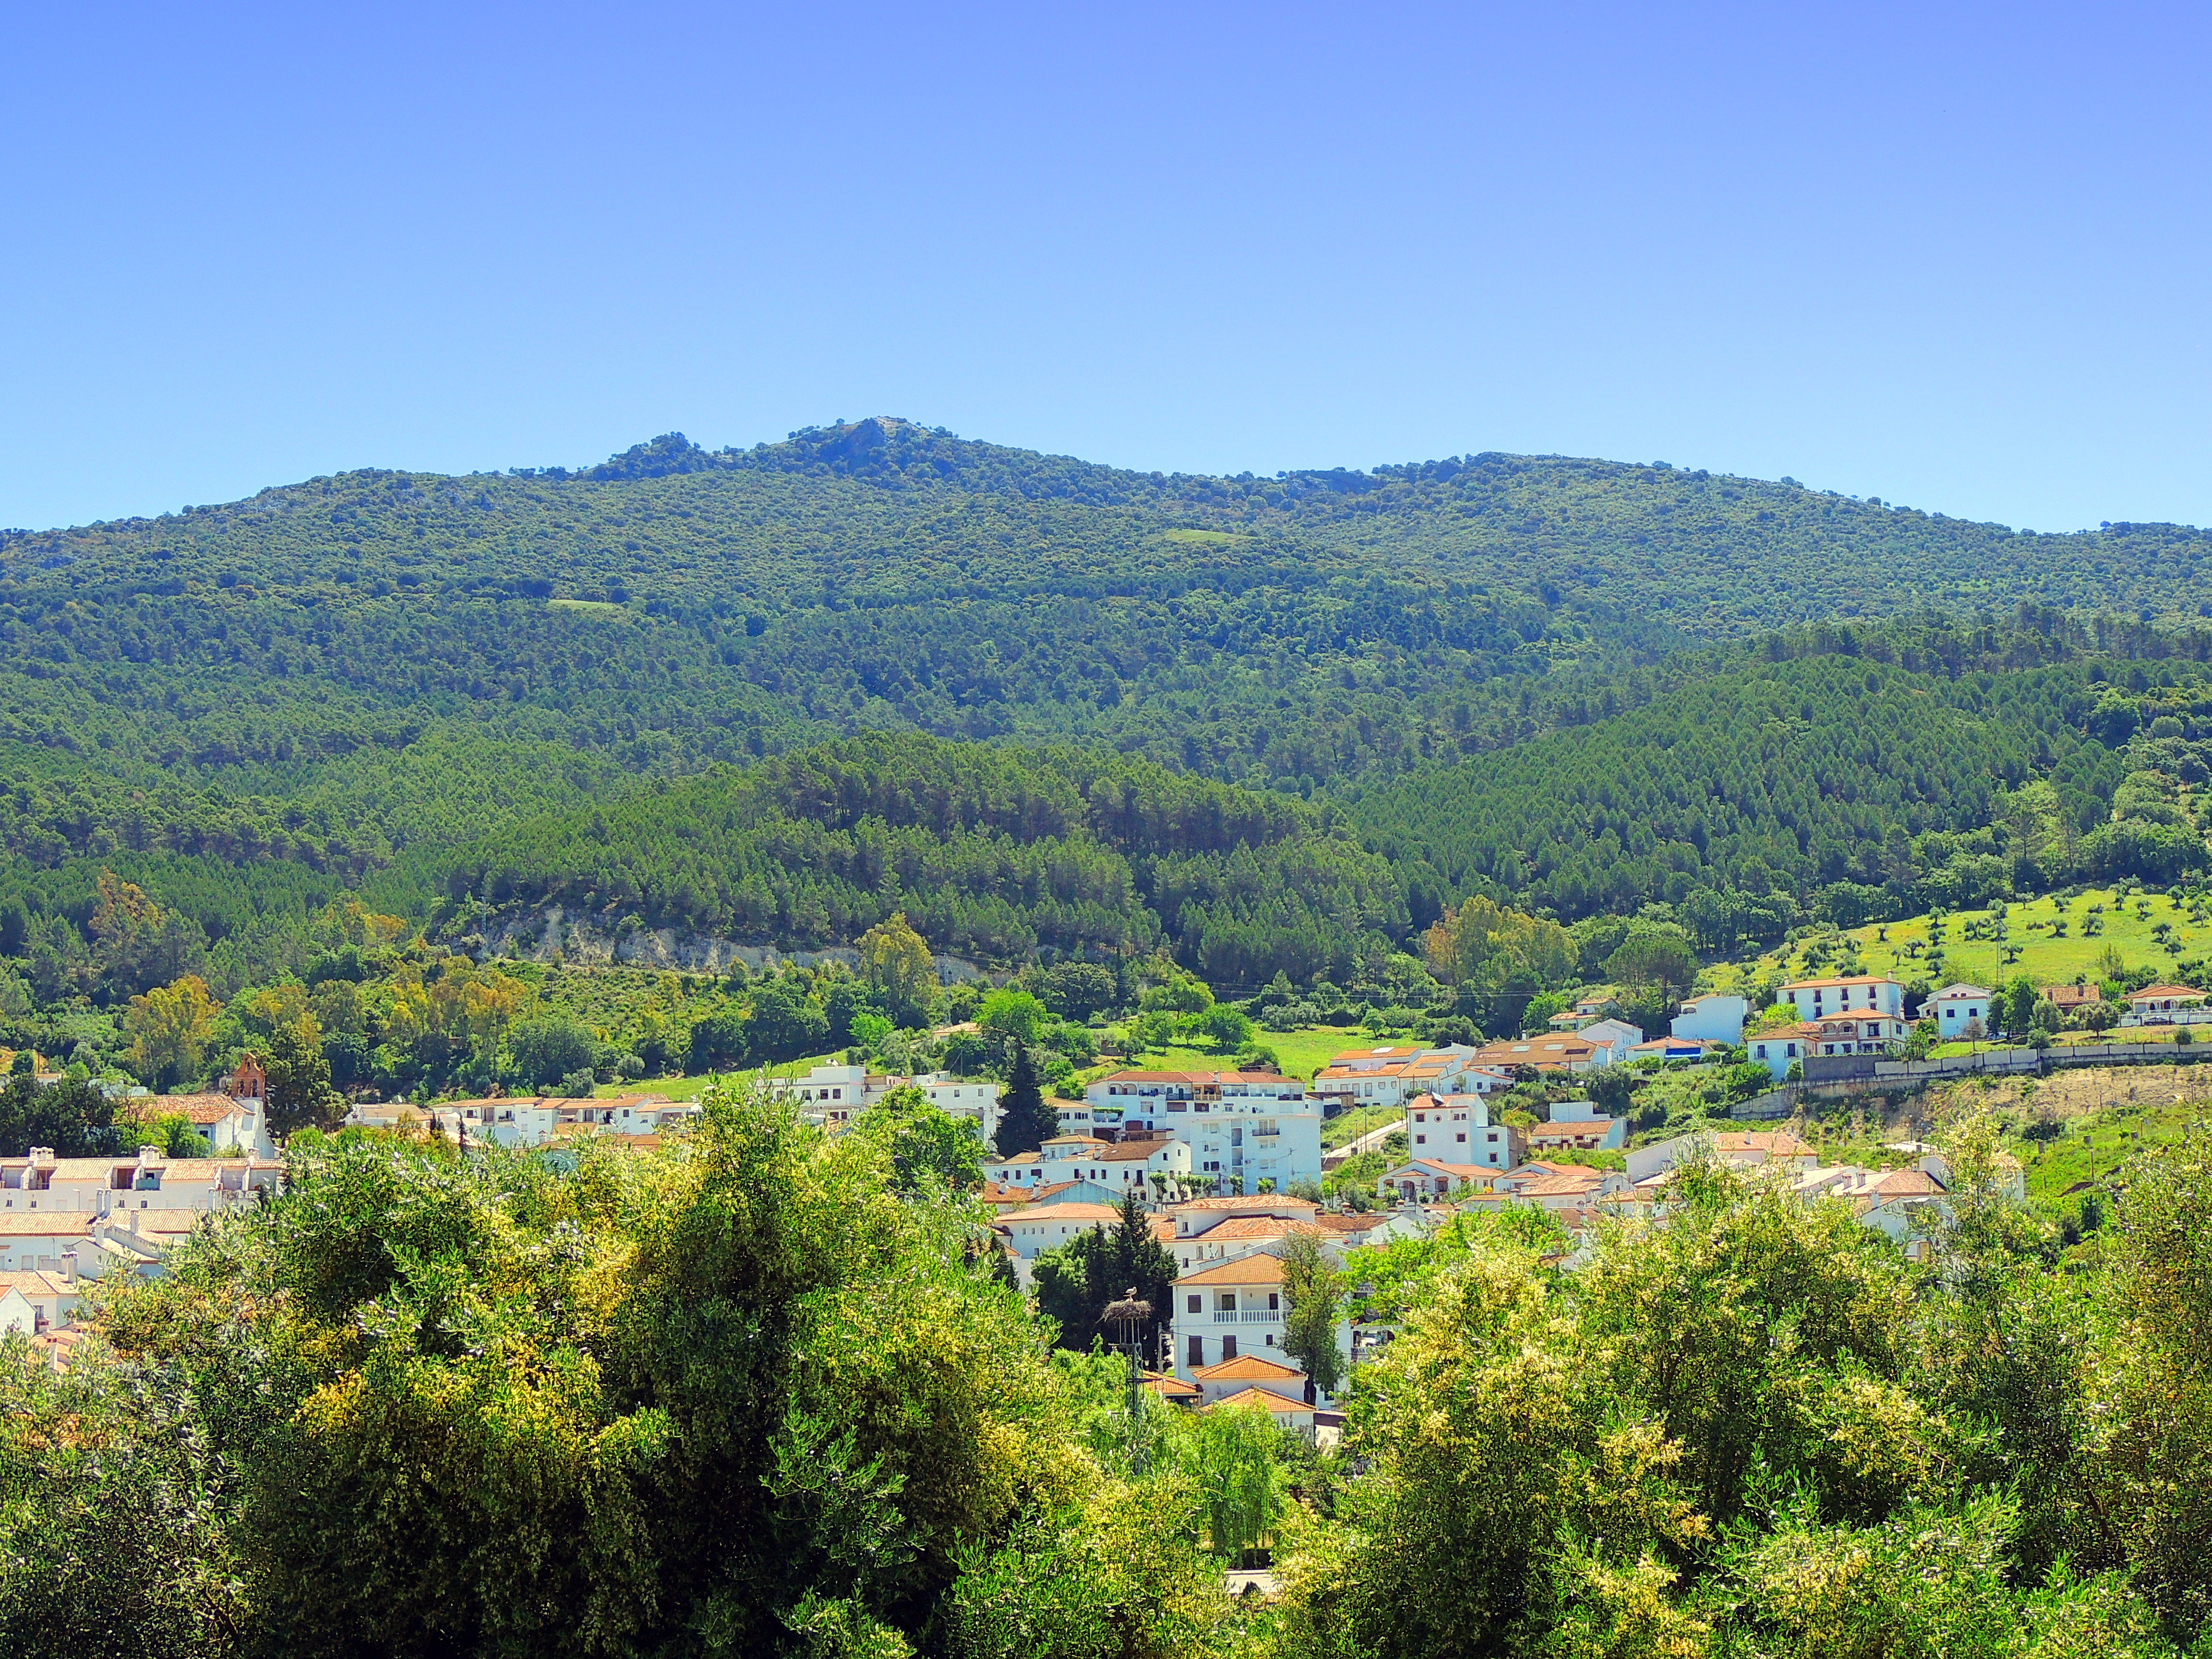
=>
[1193,1353,1305,1382]
[1142,1370,1202,1401]
[1713,1130,1815,1156]
[1310,1213,1385,1235]
[0,1270,75,1297]
[1519,1172,1607,1198]
[1207,1385,1311,1415]
[1529,1119,1617,1141]
[1172,1196,1320,1213]
[1177,1253,1286,1286]
[1000,1202,1122,1223]
[2128,983,2205,1002]
[1387,1159,1486,1179]
[1865,1168,1944,1197]
[139,1094,245,1125]
[1199,1217,1299,1240]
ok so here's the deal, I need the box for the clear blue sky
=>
[4,2,2208,534]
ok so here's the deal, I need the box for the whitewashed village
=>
[10,953,2163,1423]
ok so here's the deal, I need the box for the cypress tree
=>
[992,1043,1057,1156]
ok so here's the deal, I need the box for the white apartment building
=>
[1083,1071,1323,1193]
[0,1147,281,1216]
[1780,975,1906,1020]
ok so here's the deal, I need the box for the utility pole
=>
[1104,1286,1154,1477]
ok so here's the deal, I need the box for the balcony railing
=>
[1207,1309,1283,1324]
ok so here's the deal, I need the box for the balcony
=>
[1207,1309,1283,1324]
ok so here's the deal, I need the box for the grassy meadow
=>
[1710,885,2212,1001]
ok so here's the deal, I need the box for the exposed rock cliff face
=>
[468,905,990,982]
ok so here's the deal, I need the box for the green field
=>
[1070,1024,1370,1089]
[1712,885,2212,1001]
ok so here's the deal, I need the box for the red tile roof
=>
[1193,1353,1305,1382]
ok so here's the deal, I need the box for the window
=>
[1217,1292,1238,1312]
[1187,1294,1200,1313]
[1222,1335,1237,1360]
[1188,1335,1204,1368]
[1456,1132,1467,1142]
[1267,1292,1279,1310]
[1414,1135,1425,1145]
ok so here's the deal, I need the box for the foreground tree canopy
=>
[0,1095,2207,1659]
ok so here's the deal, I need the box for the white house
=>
[1924,984,1992,1035]
[1575,1019,1644,1068]
[1671,995,1747,1046]
[2122,984,2209,1026]
[1172,1249,1290,1372]
[1748,1027,1808,1081]
[1533,1099,1626,1150]
[995,1199,1124,1261]
[1780,975,1905,1020]
[764,1062,872,1113]
[1749,1012,1906,1080]
[1377,1157,1501,1202]
[0,1269,77,1332]
[1403,1092,1521,1168]
[1190,1352,1310,1406]
[0,1285,36,1337]
[1091,1135,1195,1194]
[0,1215,97,1274]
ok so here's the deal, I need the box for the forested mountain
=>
[2,421,2211,1007]
[6,415,2212,806]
